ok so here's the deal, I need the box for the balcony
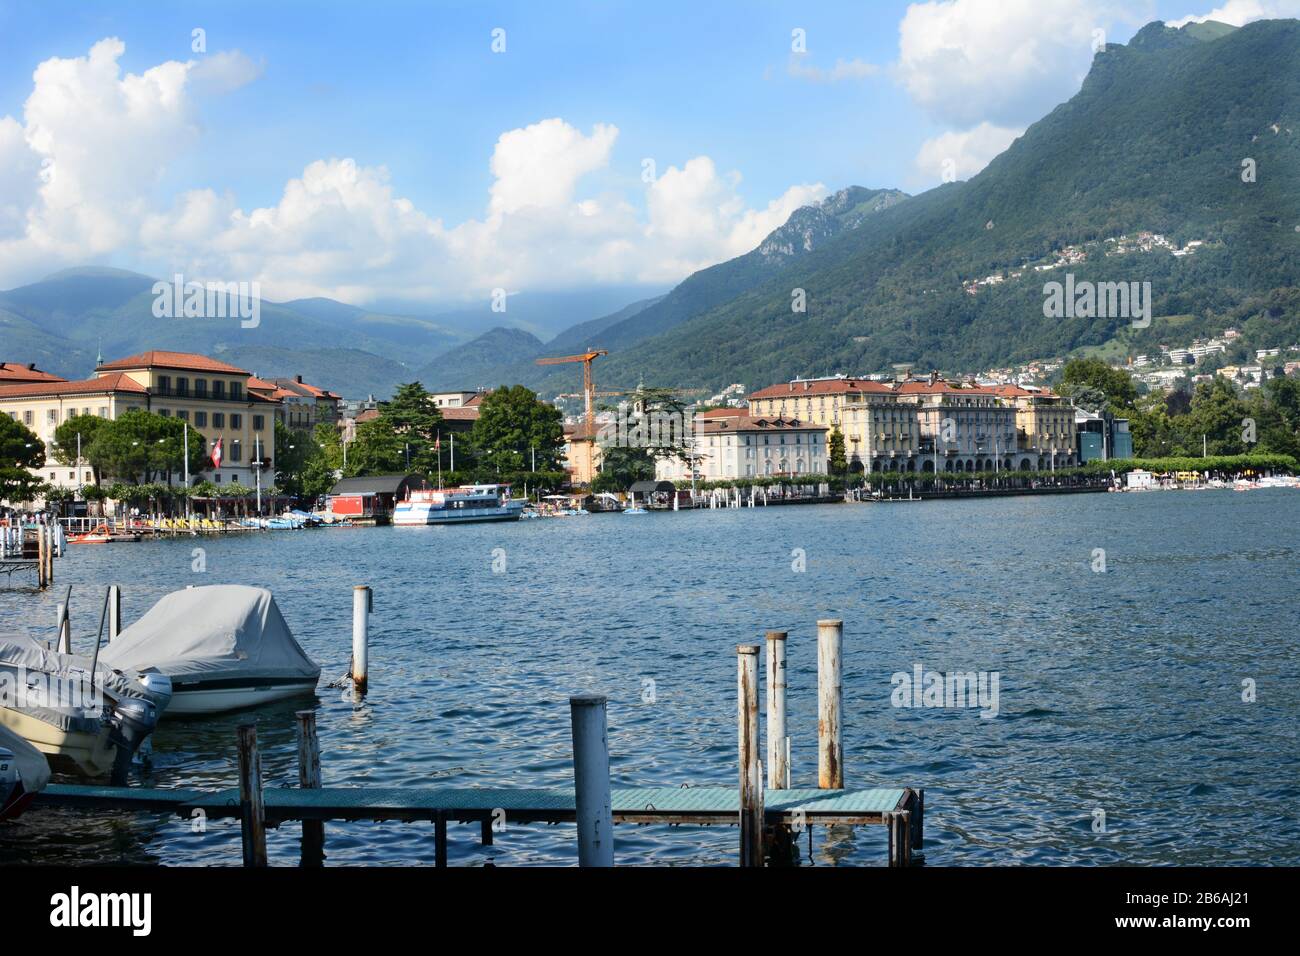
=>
[149,387,247,402]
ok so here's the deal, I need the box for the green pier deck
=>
[33,783,923,865]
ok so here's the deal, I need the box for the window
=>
[176,377,188,396]
[253,414,264,431]
[229,441,242,462]
[231,414,242,429]
[212,380,225,399]
[98,407,108,417]
[213,473,221,483]
[159,409,170,417]
[195,411,207,427]
[47,409,57,423]
[23,410,32,425]
[194,379,207,397]
[158,375,170,392]
[177,410,188,421]
[229,382,243,400]
[212,413,225,428]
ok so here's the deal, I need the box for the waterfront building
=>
[429,390,482,409]
[991,385,1077,469]
[748,376,911,473]
[0,350,280,493]
[1076,409,1133,462]
[895,373,1019,473]
[656,409,827,482]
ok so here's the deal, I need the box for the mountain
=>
[414,326,547,391]
[412,187,910,396]
[581,18,1300,391]
[0,269,466,398]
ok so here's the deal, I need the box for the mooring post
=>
[817,619,844,789]
[766,631,788,790]
[569,694,614,867]
[36,524,46,589]
[352,585,370,696]
[45,524,54,585]
[737,644,763,867]
[237,723,268,867]
[888,810,912,867]
[295,710,324,867]
[107,585,122,641]
[56,601,70,654]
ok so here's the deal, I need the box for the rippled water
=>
[2,490,1298,866]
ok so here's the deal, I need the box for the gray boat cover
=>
[0,633,153,704]
[100,586,320,686]
[0,722,51,794]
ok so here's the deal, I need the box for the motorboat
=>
[622,506,649,514]
[1,723,50,820]
[99,585,320,716]
[0,634,170,781]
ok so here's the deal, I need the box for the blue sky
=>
[0,0,1284,313]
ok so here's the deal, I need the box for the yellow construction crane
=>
[536,349,608,482]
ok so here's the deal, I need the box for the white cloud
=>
[787,56,881,83]
[1167,0,1300,27]
[0,40,826,306]
[188,50,263,94]
[896,0,1135,129]
[915,122,1024,182]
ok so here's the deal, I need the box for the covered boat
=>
[0,634,169,781]
[99,585,320,716]
[1,723,50,820]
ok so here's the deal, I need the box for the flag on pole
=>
[210,437,223,468]
[434,434,441,452]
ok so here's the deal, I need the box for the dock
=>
[33,783,922,866]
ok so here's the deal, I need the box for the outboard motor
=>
[108,697,159,785]
[137,671,173,714]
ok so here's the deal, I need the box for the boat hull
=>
[393,504,525,525]
[0,707,116,777]
[163,678,319,716]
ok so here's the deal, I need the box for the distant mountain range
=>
[5,20,1297,402]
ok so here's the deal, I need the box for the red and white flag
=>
[210,437,223,468]
[434,434,441,452]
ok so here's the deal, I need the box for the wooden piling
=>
[237,723,268,867]
[107,585,122,641]
[817,619,843,790]
[765,631,789,790]
[569,693,614,867]
[36,524,46,589]
[888,810,912,867]
[737,644,763,867]
[352,585,370,696]
[295,710,324,867]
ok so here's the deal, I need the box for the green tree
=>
[51,413,110,485]
[470,385,565,476]
[828,427,848,476]
[302,423,344,500]
[274,420,318,499]
[1185,376,1250,456]
[1059,358,1138,413]
[0,414,46,502]
[86,409,203,484]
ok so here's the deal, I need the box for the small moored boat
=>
[99,585,320,716]
[1,723,50,820]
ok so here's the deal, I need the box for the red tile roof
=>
[0,372,148,399]
[96,350,250,375]
[699,407,746,418]
[0,362,65,383]
[440,407,480,421]
[699,414,825,434]
[354,408,381,424]
[749,379,893,400]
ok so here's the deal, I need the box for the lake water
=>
[2,490,1298,866]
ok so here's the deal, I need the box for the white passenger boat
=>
[392,484,525,525]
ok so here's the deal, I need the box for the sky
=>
[1,0,1296,314]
